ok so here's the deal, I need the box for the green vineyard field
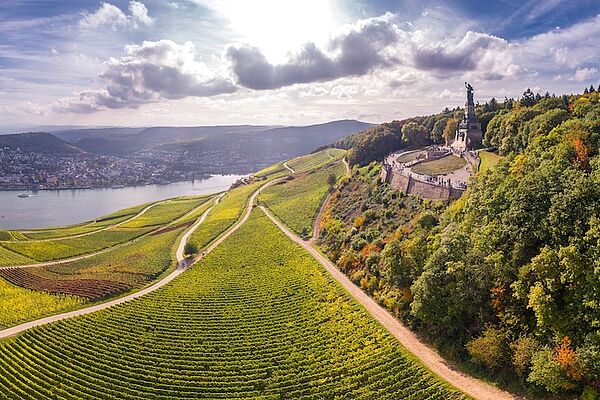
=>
[0,210,465,399]
[0,279,84,329]
[259,161,345,238]
[288,148,345,172]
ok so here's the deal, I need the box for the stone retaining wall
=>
[380,165,464,201]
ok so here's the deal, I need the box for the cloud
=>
[569,67,597,82]
[80,1,153,30]
[55,40,236,113]
[226,13,399,90]
[226,13,522,90]
[129,1,154,26]
[412,31,516,78]
[520,15,600,70]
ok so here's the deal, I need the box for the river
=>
[0,175,243,229]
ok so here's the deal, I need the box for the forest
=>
[324,86,600,397]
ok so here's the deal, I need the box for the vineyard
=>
[188,181,263,250]
[0,227,155,263]
[0,279,84,329]
[287,148,345,172]
[0,210,465,399]
[0,196,209,265]
[0,197,216,328]
[259,161,345,238]
[19,203,151,240]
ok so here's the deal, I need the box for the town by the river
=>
[0,175,243,229]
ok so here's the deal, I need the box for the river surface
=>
[0,175,243,229]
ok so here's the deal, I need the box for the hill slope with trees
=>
[322,86,600,397]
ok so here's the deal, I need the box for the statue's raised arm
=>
[465,82,474,105]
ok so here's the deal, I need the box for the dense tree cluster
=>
[323,88,600,397]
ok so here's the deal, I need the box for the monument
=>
[451,82,482,151]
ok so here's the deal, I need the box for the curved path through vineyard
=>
[1,196,215,270]
[18,199,169,241]
[0,193,232,339]
[283,161,295,173]
[260,205,517,400]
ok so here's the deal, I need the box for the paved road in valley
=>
[260,205,518,400]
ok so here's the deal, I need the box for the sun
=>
[208,0,343,63]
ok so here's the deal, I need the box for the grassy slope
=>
[288,148,345,172]
[0,202,215,329]
[395,150,426,163]
[21,203,150,240]
[478,151,504,173]
[259,161,345,238]
[0,210,466,399]
[412,155,467,176]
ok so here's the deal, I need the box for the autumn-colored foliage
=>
[555,336,585,381]
[572,137,589,171]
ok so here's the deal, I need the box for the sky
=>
[1,0,600,128]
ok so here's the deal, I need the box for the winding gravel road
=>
[0,194,224,339]
[260,205,518,400]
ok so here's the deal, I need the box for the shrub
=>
[184,242,198,256]
[511,336,540,376]
[528,348,575,393]
[466,327,508,369]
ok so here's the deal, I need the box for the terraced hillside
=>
[0,210,465,399]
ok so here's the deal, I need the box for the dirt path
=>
[311,156,351,242]
[261,205,518,400]
[0,183,274,339]
[1,197,215,270]
[283,161,295,173]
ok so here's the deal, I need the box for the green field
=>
[478,151,504,173]
[288,148,345,172]
[32,226,184,286]
[0,246,34,266]
[411,155,467,176]
[395,150,425,164]
[0,210,465,399]
[0,203,206,328]
[0,227,154,263]
[0,278,84,329]
[118,197,208,228]
[259,161,345,238]
[253,162,288,179]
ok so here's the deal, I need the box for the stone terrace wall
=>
[381,165,464,201]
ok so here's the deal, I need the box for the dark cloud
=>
[412,31,509,73]
[226,14,399,90]
[56,39,236,113]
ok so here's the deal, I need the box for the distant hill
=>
[159,120,374,155]
[0,132,82,154]
[55,125,278,154]
[52,120,373,158]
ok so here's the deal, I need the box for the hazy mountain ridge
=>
[0,132,82,154]
[50,120,373,157]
